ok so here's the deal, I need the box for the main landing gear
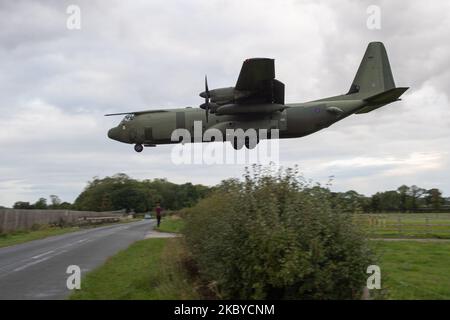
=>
[134,144,144,153]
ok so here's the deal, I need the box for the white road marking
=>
[13,256,51,272]
[31,250,55,259]
[1,221,149,276]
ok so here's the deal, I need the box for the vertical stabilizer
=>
[347,42,396,97]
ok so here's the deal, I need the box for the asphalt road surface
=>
[0,219,155,300]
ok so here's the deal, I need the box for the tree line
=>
[12,173,210,213]
[11,174,450,213]
[331,185,449,213]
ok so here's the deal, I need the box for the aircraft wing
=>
[235,58,275,91]
[233,58,285,106]
[105,109,169,116]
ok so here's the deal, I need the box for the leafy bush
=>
[183,165,375,299]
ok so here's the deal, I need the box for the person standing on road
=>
[155,203,162,227]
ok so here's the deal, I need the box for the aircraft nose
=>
[108,127,119,140]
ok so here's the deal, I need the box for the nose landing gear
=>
[134,144,144,153]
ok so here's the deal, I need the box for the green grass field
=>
[374,240,450,299]
[70,238,199,300]
[0,225,82,248]
[356,213,450,239]
[156,215,185,233]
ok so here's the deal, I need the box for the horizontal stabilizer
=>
[356,87,409,114]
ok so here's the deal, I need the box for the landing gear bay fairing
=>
[106,42,408,152]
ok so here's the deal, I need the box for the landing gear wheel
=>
[134,144,144,153]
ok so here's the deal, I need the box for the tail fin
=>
[347,42,396,97]
[312,42,408,109]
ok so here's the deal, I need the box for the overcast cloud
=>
[0,0,449,206]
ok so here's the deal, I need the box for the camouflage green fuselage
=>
[107,99,365,145]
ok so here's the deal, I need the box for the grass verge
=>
[374,240,450,299]
[0,225,82,248]
[70,238,200,300]
[156,215,185,233]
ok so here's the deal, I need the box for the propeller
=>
[200,75,211,122]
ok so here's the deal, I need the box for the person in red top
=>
[155,203,162,227]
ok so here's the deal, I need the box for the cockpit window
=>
[121,114,135,123]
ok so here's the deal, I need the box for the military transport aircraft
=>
[106,42,408,152]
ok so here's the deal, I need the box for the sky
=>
[0,0,449,207]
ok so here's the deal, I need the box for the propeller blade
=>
[204,75,210,122]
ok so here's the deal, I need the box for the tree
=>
[49,195,62,208]
[330,190,368,213]
[13,201,33,209]
[397,185,410,212]
[425,188,444,211]
[33,198,47,209]
[370,193,382,212]
[408,185,426,211]
[59,202,72,210]
[111,186,148,213]
[100,193,113,211]
[379,191,401,212]
[72,174,209,213]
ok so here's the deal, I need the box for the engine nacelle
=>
[215,103,285,115]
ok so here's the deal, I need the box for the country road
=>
[0,220,155,300]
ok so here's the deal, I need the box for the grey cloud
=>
[0,0,449,206]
